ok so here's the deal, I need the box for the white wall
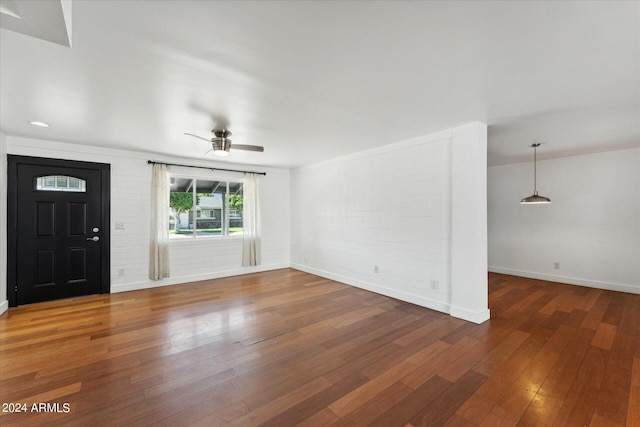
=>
[5,136,290,297]
[290,122,490,323]
[0,131,7,315]
[3,125,490,323]
[488,148,640,293]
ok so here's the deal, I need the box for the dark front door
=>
[8,156,110,306]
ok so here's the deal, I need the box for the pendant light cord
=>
[533,145,537,195]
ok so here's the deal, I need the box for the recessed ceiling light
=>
[29,121,50,127]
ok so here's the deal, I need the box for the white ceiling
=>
[1,0,638,168]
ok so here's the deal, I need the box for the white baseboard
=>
[489,266,640,295]
[290,263,453,318]
[449,305,490,324]
[0,300,8,316]
[111,262,290,293]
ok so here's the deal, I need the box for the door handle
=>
[87,236,100,242]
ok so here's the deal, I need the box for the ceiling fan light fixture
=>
[212,137,231,156]
[185,128,263,156]
[521,143,551,205]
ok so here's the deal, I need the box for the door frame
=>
[7,155,111,306]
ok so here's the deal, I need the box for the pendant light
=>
[520,143,551,204]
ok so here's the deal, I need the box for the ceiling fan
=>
[184,129,264,157]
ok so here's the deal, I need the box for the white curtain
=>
[149,163,170,280]
[242,173,261,266]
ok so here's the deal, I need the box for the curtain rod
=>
[147,160,266,176]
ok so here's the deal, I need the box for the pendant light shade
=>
[521,143,551,204]
[520,192,551,204]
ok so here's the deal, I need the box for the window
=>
[169,175,243,239]
[36,175,86,192]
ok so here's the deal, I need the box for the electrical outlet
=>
[115,222,125,230]
[304,257,308,264]
[430,279,439,289]
[374,265,379,273]
[554,262,560,269]
[118,268,125,277]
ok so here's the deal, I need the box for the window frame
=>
[35,175,87,192]
[168,172,243,241]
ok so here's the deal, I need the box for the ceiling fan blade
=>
[231,144,264,152]
[203,148,213,156]
[184,132,211,142]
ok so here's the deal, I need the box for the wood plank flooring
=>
[1,269,639,426]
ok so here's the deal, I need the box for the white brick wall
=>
[110,156,152,286]
[6,137,290,294]
[291,130,454,313]
[291,123,490,323]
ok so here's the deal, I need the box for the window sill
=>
[169,235,244,246]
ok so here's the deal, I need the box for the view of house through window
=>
[169,176,243,239]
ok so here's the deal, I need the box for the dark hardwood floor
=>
[0,269,638,426]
